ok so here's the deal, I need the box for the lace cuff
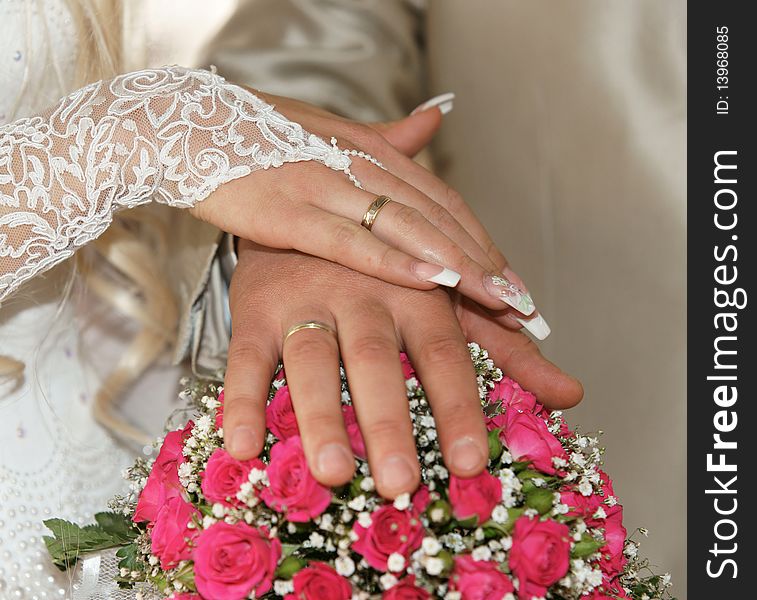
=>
[0,66,356,303]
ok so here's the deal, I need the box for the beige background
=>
[426,2,686,596]
[143,1,687,596]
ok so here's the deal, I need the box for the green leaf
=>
[571,535,605,559]
[94,512,139,543]
[43,518,130,571]
[456,515,479,529]
[116,543,142,572]
[487,429,503,461]
[525,488,555,515]
[275,555,308,579]
[511,460,532,473]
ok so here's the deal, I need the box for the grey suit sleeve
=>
[199,0,427,121]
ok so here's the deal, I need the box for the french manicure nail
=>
[414,262,461,287]
[515,313,552,340]
[317,443,354,476]
[449,436,485,473]
[227,426,257,457]
[378,454,416,493]
[410,92,456,116]
[483,271,536,315]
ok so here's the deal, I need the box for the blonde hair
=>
[0,0,179,446]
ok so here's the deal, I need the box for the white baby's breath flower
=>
[471,546,492,562]
[202,515,217,529]
[578,479,593,497]
[380,573,398,590]
[336,555,356,576]
[422,537,441,555]
[387,552,406,572]
[274,580,295,595]
[309,531,325,548]
[393,493,411,511]
[357,511,372,528]
[360,476,375,491]
[348,495,367,511]
[492,505,508,524]
[425,557,444,576]
[212,503,226,518]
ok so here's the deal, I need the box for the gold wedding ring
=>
[284,321,337,344]
[360,195,392,231]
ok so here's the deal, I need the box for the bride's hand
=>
[222,241,582,499]
[190,92,547,330]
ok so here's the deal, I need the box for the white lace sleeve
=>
[0,65,357,303]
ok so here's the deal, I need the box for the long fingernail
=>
[449,436,485,473]
[410,92,455,116]
[226,426,258,457]
[515,313,552,340]
[378,454,416,494]
[317,443,354,476]
[483,269,536,315]
[413,262,461,287]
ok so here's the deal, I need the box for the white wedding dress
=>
[0,2,360,598]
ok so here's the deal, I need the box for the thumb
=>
[370,93,455,157]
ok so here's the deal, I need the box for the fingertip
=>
[225,424,262,460]
[446,435,488,478]
[313,442,356,487]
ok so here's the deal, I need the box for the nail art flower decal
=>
[489,275,536,315]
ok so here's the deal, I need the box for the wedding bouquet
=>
[45,344,674,600]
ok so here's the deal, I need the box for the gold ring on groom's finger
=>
[283,321,337,345]
[361,195,392,231]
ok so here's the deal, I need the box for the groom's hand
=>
[223,243,582,500]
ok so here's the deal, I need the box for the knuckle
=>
[426,200,455,230]
[365,417,409,441]
[418,335,470,368]
[393,204,424,236]
[349,333,396,362]
[345,123,386,153]
[332,221,362,250]
[444,184,466,212]
[284,335,338,364]
[299,409,343,432]
[227,339,273,370]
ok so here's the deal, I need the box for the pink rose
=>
[448,470,501,524]
[215,390,225,429]
[341,404,367,459]
[284,561,352,600]
[266,385,300,441]
[260,436,331,522]
[383,575,431,599]
[509,516,571,599]
[598,505,627,577]
[488,377,539,413]
[400,352,416,380]
[559,489,604,526]
[411,485,431,512]
[133,421,193,523]
[352,505,424,571]
[201,448,265,507]
[500,409,567,475]
[450,554,515,600]
[150,496,200,570]
[193,522,281,599]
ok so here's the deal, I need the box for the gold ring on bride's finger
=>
[284,321,337,345]
[361,195,392,231]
